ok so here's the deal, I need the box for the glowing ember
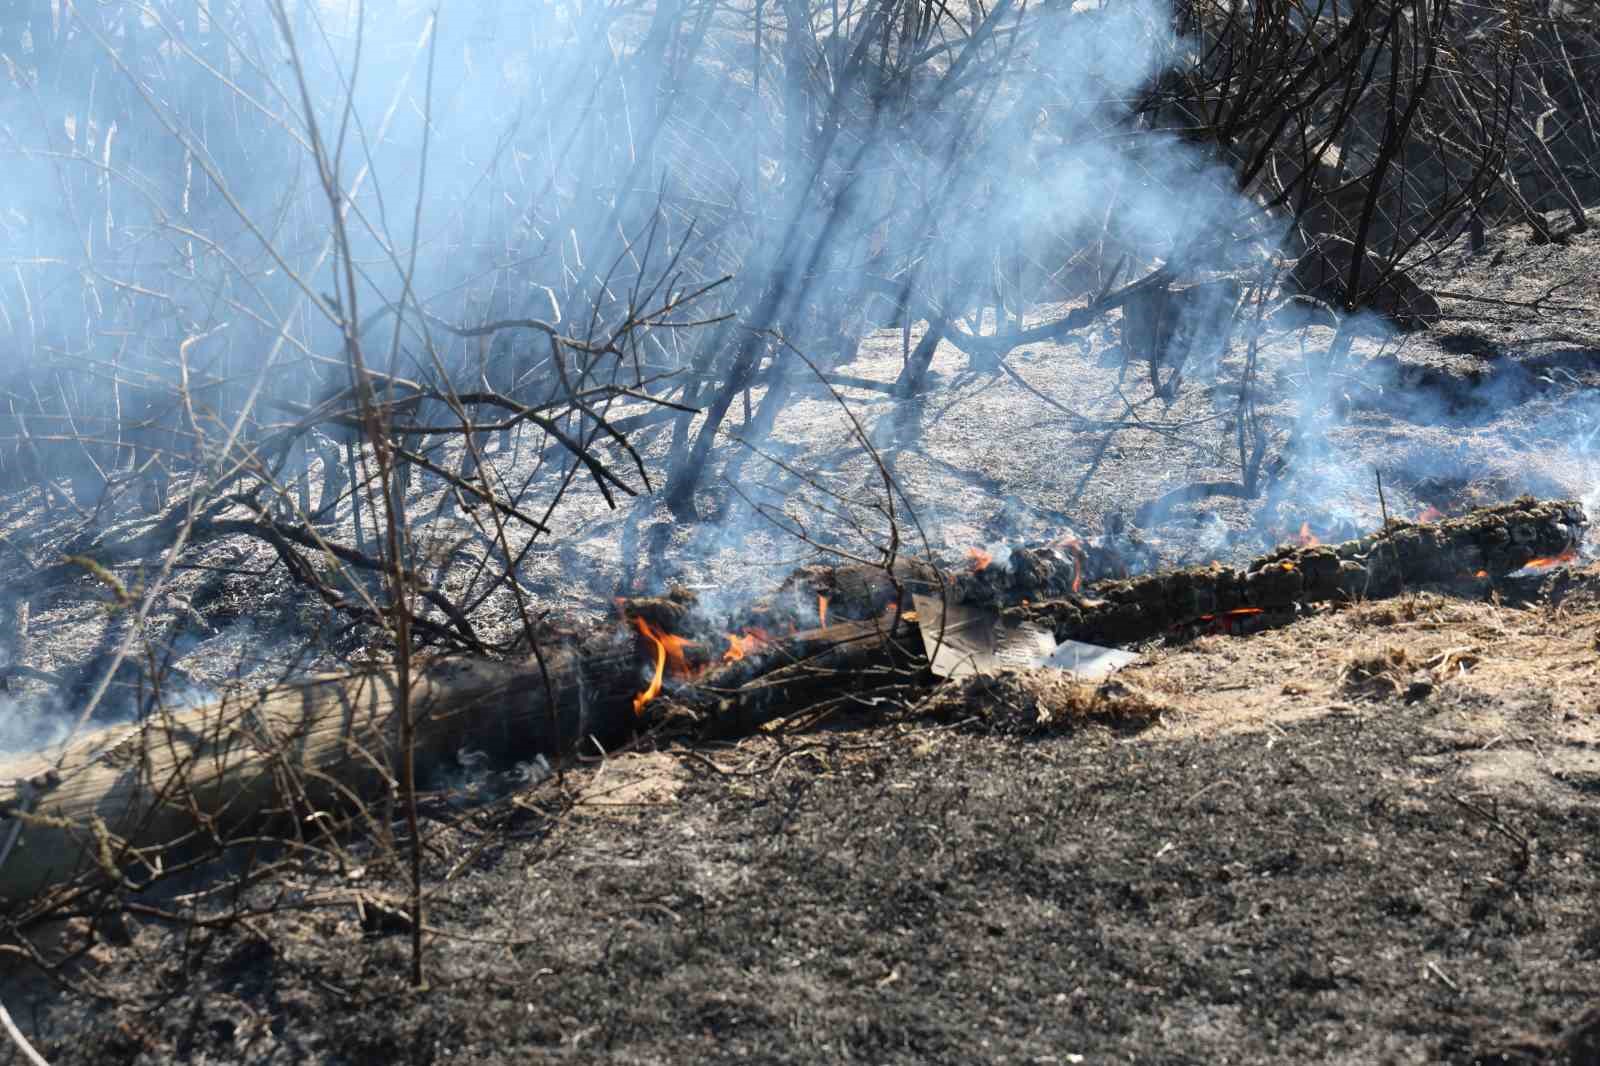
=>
[1220,608,1263,634]
[630,617,691,716]
[723,628,771,664]
[1182,606,1268,636]
[1416,506,1444,524]
[967,548,994,572]
[818,594,829,628]
[1522,547,1578,570]
[1290,522,1320,548]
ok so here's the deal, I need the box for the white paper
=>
[1042,639,1141,681]
[913,594,1137,681]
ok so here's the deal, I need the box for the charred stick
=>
[676,617,921,736]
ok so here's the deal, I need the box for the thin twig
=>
[0,996,49,1066]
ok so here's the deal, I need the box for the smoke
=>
[0,689,72,755]
[1,0,1590,740]
[1,0,1265,481]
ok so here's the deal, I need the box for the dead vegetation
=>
[917,669,1170,734]
[0,0,1598,1058]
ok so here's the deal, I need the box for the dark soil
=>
[12,641,1597,1065]
[2,210,1598,1066]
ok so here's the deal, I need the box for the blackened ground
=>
[19,667,1598,1066]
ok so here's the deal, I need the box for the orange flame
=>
[967,548,993,573]
[630,617,691,716]
[1217,607,1264,634]
[817,594,829,628]
[1290,522,1320,548]
[1522,547,1578,570]
[1194,607,1265,634]
[1417,505,1444,524]
[1052,534,1086,594]
[723,628,771,664]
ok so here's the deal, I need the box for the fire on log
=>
[1004,496,1587,644]
[0,497,1581,906]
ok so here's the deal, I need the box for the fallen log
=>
[681,615,923,736]
[0,497,1580,906]
[1006,496,1587,643]
[0,648,640,906]
[0,614,911,906]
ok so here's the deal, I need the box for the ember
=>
[1417,505,1444,524]
[631,617,691,716]
[1194,606,1266,635]
[818,594,830,628]
[1521,547,1578,570]
[967,548,994,573]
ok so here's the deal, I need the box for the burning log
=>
[681,615,922,736]
[0,498,1577,906]
[0,605,917,904]
[1005,496,1587,644]
[763,557,935,626]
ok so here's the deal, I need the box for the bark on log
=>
[1006,496,1587,643]
[0,614,911,906]
[0,648,639,906]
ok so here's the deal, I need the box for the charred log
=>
[677,615,922,737]
[0,497,1582,906]
[1006,496,1587,644]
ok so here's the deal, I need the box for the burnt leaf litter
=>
[5,216,1600,1062]
[16,569,1600,1065]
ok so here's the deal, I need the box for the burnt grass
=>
[31,688,1599,1065]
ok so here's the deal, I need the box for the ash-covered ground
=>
[0,210,1597,1065]
[7,577,1600,1065]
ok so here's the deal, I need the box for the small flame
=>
[1417,505,1444,524]
[967,548,993,573]
[722,628,771,664]
[1522,547,1578,570]
[1290,522,1320,548]
[1051,534,1086,594]
[1220,608,1262,634]
[630,617,691,716]
[817,594,829,628]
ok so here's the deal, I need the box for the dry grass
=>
[1339,644,1415,698]
[918,668,1170,734]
